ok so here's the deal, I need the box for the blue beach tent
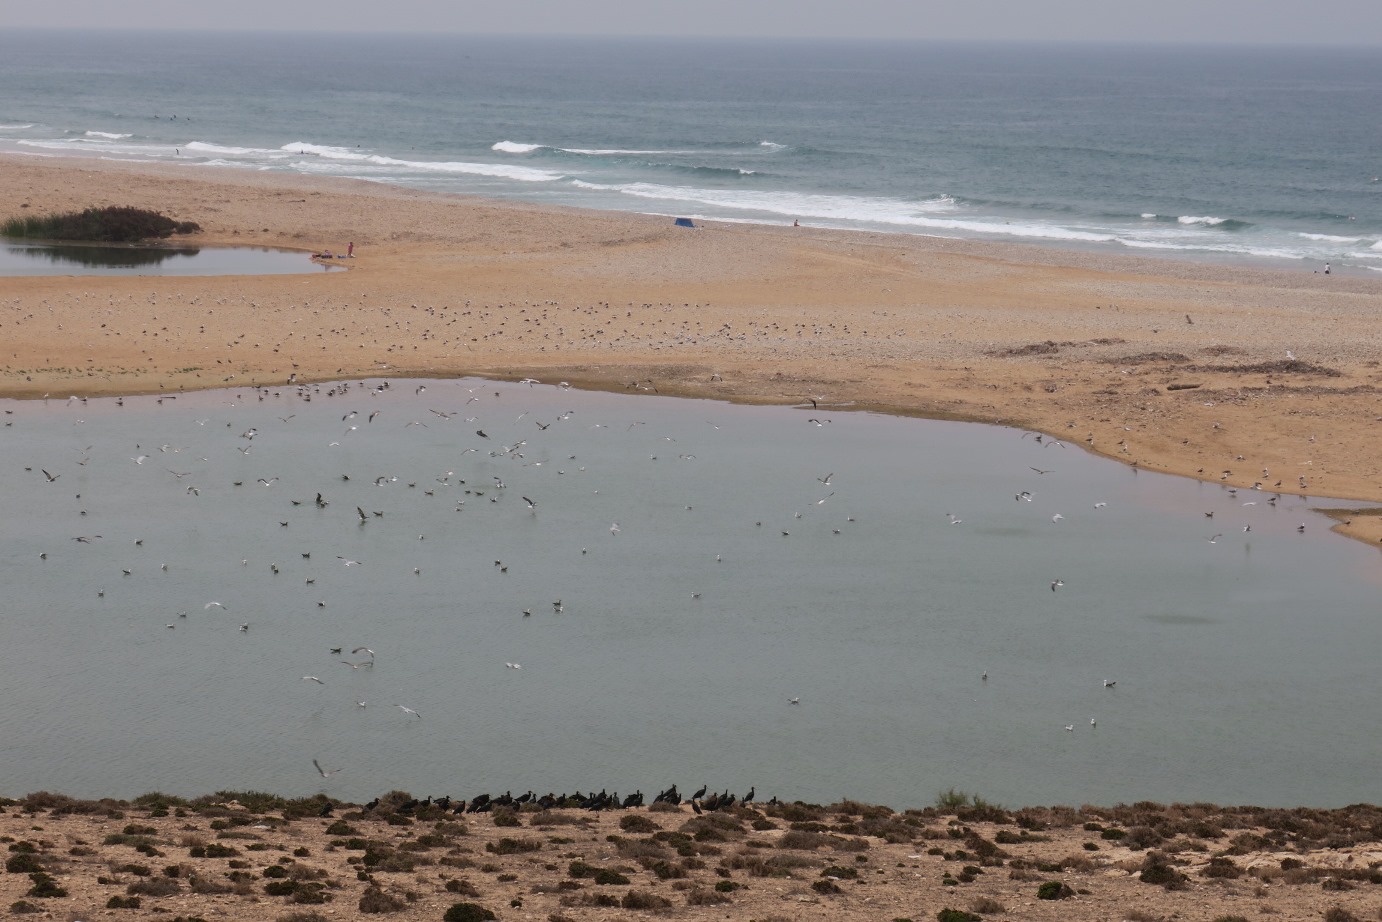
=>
[674,217,696,228]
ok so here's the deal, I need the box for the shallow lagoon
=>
[0,242,342,276]
[1,379,1378,808]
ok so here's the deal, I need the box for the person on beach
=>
[348,241,354,257]
[1324,262,1330,274]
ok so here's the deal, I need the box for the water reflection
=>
[0,379,1377,809]
[0,242,343,276]
[12,243,200,268]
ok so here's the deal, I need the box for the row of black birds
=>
[359,784,768,816]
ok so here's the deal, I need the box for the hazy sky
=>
[5,0,1381,45]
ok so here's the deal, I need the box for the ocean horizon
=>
[2,31,1380,271]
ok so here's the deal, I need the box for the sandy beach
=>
[2,792,1380,922]
[5,155,1382,547]
[5,156,1382,544]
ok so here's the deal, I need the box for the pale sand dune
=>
[4,154,1382,544]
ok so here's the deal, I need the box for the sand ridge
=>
[3,155,1382,545]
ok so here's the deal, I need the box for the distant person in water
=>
[1324,263,1331,274]
[348,242,354,257]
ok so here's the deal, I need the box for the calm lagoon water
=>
[1,379,1378,808]
[0,242,341,276]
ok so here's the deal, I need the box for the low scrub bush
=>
[2,207,200,243]
[621,889,671,910]
[442,903,497,922]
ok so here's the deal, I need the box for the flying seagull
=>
[312,759,342,778]
[395,704,422,719]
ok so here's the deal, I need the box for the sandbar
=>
[4,154,1382,543]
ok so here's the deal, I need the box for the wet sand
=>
[4,154,1382,546]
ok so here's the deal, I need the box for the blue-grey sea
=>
[1,380,1379,808]
[1,32,1380,270]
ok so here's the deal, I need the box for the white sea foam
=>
[280,142,563,182]
[564,180,1129,242]
[1298,233,1360,243]
[1119,238,1299,260]
[492,141,543,153]
[563,147,698,155]
[189,140,282,157]
[758,140,786,151]
[1140,213,1158,219]
[1371,241,1382,252]
[85,131,132,140]
[0,123,35,131]
[280,141,365,158]
[1178,215,1229,226]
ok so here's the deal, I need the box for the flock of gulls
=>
[4,375,1339,801]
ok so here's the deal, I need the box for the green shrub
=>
[1035,880,1073,900]
[485,837,539,855]
[9,901,41,914]
[26,872,67,898]
[107,895,142,909]
[811,879,841,894]
[442,903,497,922]
[358,886,406,913]
[593,868,630,885]
[937,910,981,922]
[686,887,731,905]
[620,813,660,834]
[622,889,671,910]
[491,809,522,827]
[128,876,181,896]
[1139,851,1186,889]
[1323,909,1361,922]
[1202,856,1241,879]
[1,207,200,243]
[5,853,41,873]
